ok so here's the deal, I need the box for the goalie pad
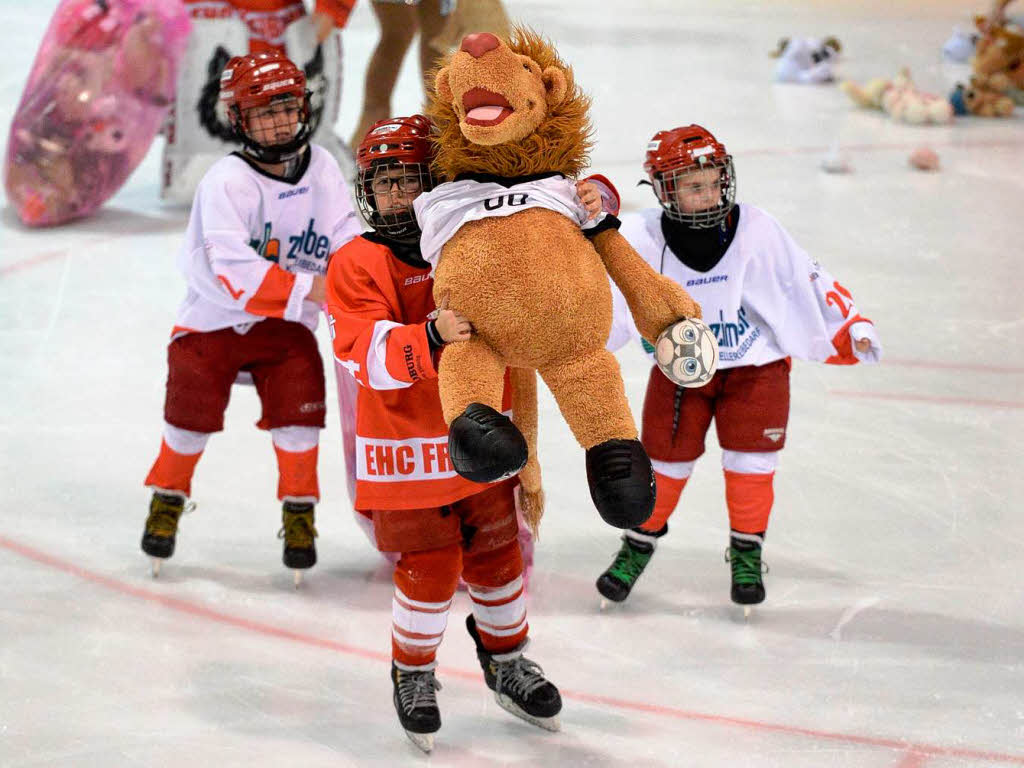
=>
[160,14,248,203]
[283,16,355,181]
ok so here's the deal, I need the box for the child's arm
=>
[324,243,470,390]
[746,216,882,365]
[805,261,882,365]
[576,174,621,220]
[193,178,318,322]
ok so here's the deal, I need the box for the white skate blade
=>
[292,570,303,589]
[495,693,561,732]
[599,597,610,611]
[404,730,434,753]
[744,605,752,620]
[150,558,162,578]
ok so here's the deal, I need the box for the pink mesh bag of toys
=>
[4,0,189,226]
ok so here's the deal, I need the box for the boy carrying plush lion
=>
[416,27,703,536]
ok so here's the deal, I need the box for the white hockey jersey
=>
[173,144,362,337]
[414,173,610,273]
[610,205,882,368]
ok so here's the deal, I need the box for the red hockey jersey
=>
[325,234,508,511]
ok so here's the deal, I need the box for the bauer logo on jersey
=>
[710,305,764,362]
[356,435,458,482]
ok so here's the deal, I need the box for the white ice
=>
[2,1,1023,766]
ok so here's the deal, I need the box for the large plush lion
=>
[416,27,701,532]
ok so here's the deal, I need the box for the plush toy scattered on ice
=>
[970,19,1024,102]
[4,0,188,226]
[771,36,841,83]
[950,75,1016,116]
[840,68,954,124]
[415,28,704,532]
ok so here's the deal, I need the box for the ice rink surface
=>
[2,0,1023,765]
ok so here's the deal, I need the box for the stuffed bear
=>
[416,28,701,532]
[971,19,1024,103]
[950,76,1016,116]
[841,68,954,124]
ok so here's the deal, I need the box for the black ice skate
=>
[141,491,192,577]
[448,403,528,483]
[585,439,656,529]
[726,533,768,618]
[391,661,442,753]
[279,501,318,588]
[466,616,562,731]
[595,526,665,607]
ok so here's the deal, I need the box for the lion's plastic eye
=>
[523,63,531,71]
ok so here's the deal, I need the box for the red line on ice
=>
[3,534,1024,766]
[883,358,1024,376]
[897,752,930,768]
[829,389,1024,410]
[0,248,69,278]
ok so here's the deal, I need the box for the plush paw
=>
[634,275,702,344]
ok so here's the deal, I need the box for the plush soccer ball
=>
[654,318,719,388]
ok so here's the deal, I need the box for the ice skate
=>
[279,501,318,587]
[448,403,528,483]
[585,438,656,529]
[595,528,662,607]
[141,491,192,576]
[466,616,562,731]
[726,534,767,618]
[391,662,442,753]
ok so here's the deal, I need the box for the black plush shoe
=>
[391,662,442,753]
[448,403,528,483]
[466,616,561,731]
[585,439,656,529]
[141,492,191,574]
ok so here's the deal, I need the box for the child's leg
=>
[715,358,790,541]
[457,480,526,654]
[722,450,779,541]
[270,426,320,502]
[249,319,327,502]
[634,364,716,538]
[145,329,243,497]
[392,543,462,668]
[145,424,209,498]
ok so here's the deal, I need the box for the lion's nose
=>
[460,32,500,59]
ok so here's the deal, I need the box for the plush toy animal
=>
[971,19,1024,102]
[950,75,1016,116]
[841,68,954,124]
[416,28,701,532]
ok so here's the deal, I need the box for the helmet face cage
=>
[355,160,435,241]
[230,92,314,164]
[653,154,736,229]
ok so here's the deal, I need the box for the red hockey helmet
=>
[355,115,437,241]
[219,53,313,164]
[644,124,736,229]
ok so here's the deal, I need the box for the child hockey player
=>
[327,115,613,752]
[598,124,882,613]
[141,52,361,582]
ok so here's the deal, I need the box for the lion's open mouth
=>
[462,87,514,126]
